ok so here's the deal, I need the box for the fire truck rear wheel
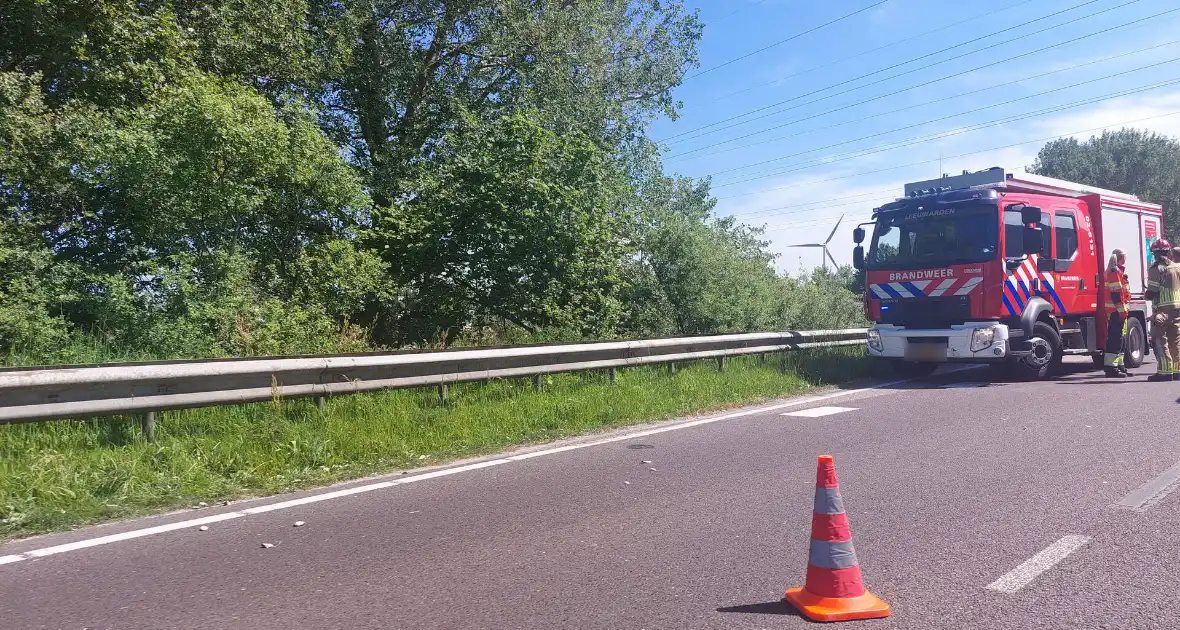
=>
[1088,317,1146,369]
[1124,316,1145,368]
[1016,321,1060,380]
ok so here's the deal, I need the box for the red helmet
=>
[1152,238,1172,253]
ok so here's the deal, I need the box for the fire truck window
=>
[870,205,997,269]
[872,225,901,264]
[1039,212,1053,257]
[1003,210,1023,256]
[1004,209,1053,257]
[1055,212,1078,259]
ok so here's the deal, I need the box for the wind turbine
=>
[787,214,843,271]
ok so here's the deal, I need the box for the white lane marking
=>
[781,406,859,418]
[0,367,982,566]
[985,535,1090,594]
[1115,460,1180,511]
[18,511,250,560]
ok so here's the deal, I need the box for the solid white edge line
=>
[985,535,1090,594]
[1,367,979,566]
[22,511,249,559]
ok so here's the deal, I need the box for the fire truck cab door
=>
[1048,205,1089,314]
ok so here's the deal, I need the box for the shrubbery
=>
[0,1,866,366]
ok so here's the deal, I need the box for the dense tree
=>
[627,174,786,335]
[370,111,633,343]
[1031,128,1180,229]
[0,0,871,364]
[305,1,702,205]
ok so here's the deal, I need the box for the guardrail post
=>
[437,383,448,403]
[716,356,725,371]
[315,396,326,411]
[609,367,617,385]
[141,412,157,442]
[533,374,542,391]
[667,361,676,376]
[779,351,788,375]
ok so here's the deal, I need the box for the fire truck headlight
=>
[970,327,996,352]
[867,329,883,352]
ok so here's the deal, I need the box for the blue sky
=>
[650,0,1180,273]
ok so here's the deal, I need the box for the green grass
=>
[0,348,881,540]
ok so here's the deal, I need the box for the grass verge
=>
[0,348,883,540]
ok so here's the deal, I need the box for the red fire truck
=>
[852,167,1165,379]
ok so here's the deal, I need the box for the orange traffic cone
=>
[784,455,891,622]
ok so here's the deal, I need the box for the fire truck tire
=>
[892,361,938,378]
[1016,321,1060,380]
[1124,316,1146,368]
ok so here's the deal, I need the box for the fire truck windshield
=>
[866,203,998,271]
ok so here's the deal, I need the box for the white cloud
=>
[866,0,898,26]
[1029,91,1180,140]
[711,88,1180,273]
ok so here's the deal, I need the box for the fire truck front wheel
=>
[1015,321,1061,380]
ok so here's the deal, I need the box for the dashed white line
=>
[986,535,1090,594]
[1114,460,1180,511]
[781,406,859,418]
[0,367,980,567]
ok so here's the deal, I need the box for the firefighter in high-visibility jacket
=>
[1103,249,1131,378]
[1146,238,1180,381]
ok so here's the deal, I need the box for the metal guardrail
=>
[0,329,868,433]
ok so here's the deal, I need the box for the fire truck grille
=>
[878,295,971,329]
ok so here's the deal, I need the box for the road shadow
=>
[716,599,808,620]
[805,353,1149,392]
[1056,380,1139,386]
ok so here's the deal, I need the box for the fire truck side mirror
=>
[1022,226,1043,257]
[1006,203,1043,226]
[852,227,866,244]
[1019,205,1042,225]
[853,245,865,270]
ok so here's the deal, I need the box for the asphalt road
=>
[5,360,1180,629]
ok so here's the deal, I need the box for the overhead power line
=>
[710,76,1180,190]
[706,0,769,25]
[687,1,888,79]
[701,0,1038,106]
[717,189,892,227]
[728,187,900,222]
[709,109,1180,221]
[664,2,1177,154]
[761,209,878,234]
[699,56,1180,182]
[668,39,1180,162]
[658,0,1134,143]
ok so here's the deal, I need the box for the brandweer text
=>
[888,269,955,281]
